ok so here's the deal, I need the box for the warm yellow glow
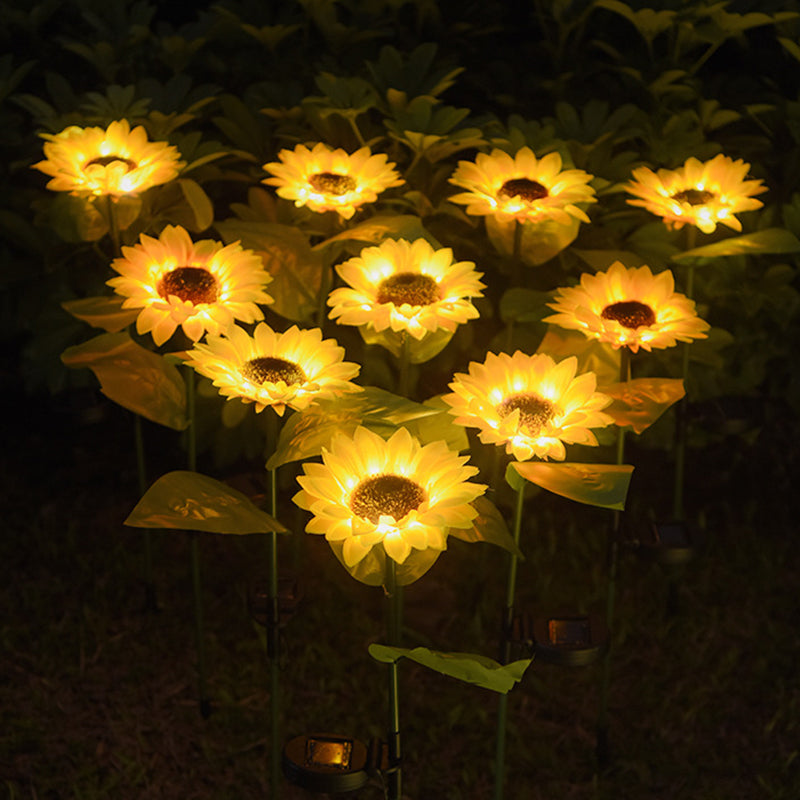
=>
[262,142,403,219]
[448,147,596,224]
[294,426,486,566]
[327,238,484,340]
[33,120,184,197]
[185,323,361,416]
[544,261,710,353]
[107,225,273,347]
[444,351,613,462]
[626,154,766,234]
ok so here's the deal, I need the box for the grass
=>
[2,388,799,799]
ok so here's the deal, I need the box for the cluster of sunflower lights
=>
[37,118,776,798]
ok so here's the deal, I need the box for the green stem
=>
[184,364,209,716]
[268,467,281,800]
[673,227,697,522]
[134,415,157,612]
[104,195,121,257]
[348,114,367,148]
[597,346,631,768]
[385,555,402,800]
[493,481,526,800]
[398,332,412,398]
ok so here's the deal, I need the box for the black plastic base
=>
[639,520,694,566]
[533,612,608,667]
[283,733,370,793]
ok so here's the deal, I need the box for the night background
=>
[2,1,800,798]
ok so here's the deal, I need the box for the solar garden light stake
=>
[492,480,526,800]
[596,345,631,768]
[384,555,403,800]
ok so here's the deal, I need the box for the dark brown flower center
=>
[309,172,357,196]
[496,392,555,436]
[601,300,656,329]
[157,266,218,305]
[242,356,307,386]
[671,189,715,206]
[85,155,137,171]
[350,474,426,525]
[376,272,440,307]
[499,178,548,202]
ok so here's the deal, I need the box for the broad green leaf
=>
[448,495,524,559]
[125,470,287,534]
[602,378,685,434]
[267,386,444,469]
[674,228,800,260]
[537,326,620,387]
[61,296,139,333]
[508,461,633,510]
[178,178,214,231]
[315,215,439,249]
[486,214,581,266]
[216,219,322,323]
[402,395,468,453]
[61,332,187,430]
[368,645,531,694]
[573,249,650,270]
[594,0,676,45]
[328,540,441,586]
[359,325,454,363]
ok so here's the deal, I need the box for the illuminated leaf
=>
[368,645,531,694]
[537,326,620,387]
[61,296,139,332]
[359,325,454,363]
[486,214,580,266]
[178,178,214,231]
[448,495,524,559]
[402,395,468,452]
[675,228,800,260]
[602,378,685,433]
[328,540,441,586]
[216,219,323,323]
[315,214,438,249]
[125,470,287,534]
[508,461,633,510]
[61,332,187,430]
[267,386,445,469]
[500,288,553,324]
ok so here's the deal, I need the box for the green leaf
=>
[449,495,524,558]
[328,541,441,587]
[216,219,322,323]
[125,470,287,534]
[316,215,439,249]
[508,461,633,510]
[675,228,800,260]
[486,214,581,266]
[61,296,140,333]
[602,378,685,434]
[368,645,531,694]
[537,326,620,388]
[61,332,187,430]
[359,325,454,363]
[267,386,446,469]
[178,178,214,231]
[401,395,468,453]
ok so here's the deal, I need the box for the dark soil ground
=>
[2,387,799,799]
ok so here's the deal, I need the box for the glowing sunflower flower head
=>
[544,261,710,353]
[626,154,767,234]
[107,225,273,347]
[33,119,184,197]
[444,351,613,462]
[186,322,361,416]
[448,146,597,225]
[294,426,486,567]
[327,238,485,341]
[262,142,403,219]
